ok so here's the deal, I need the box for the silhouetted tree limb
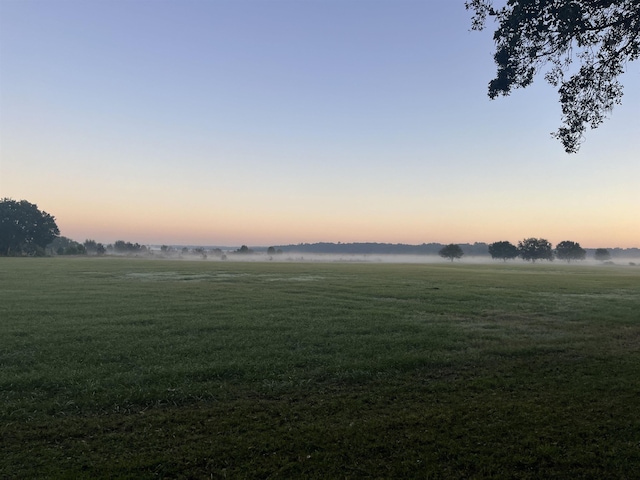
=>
[466,0,640,153]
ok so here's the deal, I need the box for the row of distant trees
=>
[52,238,614,264]
[0,199,622,263]
[439,238,611,263]
[49,238,148,256]
[50,241,281,258]
[490,238,587,263]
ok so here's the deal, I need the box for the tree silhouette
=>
[439,244,464,262]
[0,198,59,256]
[518,238,553,262]
[488,240,519,261]
[555,240,586,263]
[594,248,611,262]
[467,0,639,153]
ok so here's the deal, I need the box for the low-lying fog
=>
[150,251,640,267]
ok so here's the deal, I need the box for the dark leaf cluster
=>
[111,240,147,254]
[466,0,640,152]
[48,236,87,255]
[439,244,465,261]
[490,238,589,263]
[488,240,519,261]
[555,240,586,262]
[518,237,554,262]
[84,239,107,255]
[594,247,611,261]
[0,198,60,256]
[234,245,254,254]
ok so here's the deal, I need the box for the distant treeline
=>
[586,247,640,259]
[270,242,490,256]
[45,237,640,260]
[270,242,640,258]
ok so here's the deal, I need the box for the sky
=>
[1,0,638,248]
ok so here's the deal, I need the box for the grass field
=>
[1,257,640,478]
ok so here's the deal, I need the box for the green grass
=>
[1,257,640,478]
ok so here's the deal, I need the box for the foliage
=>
[466,0,640,153]
[194,247,207,259]
[439,243,464,262]
[48,236,86,255]
[276,242,490,256]
[518,237,553,262]
[488,240,519,261]
[111,240,147,254]
[235,245,254,254]
[595,247,612,261]
[2,259,640,477]
[84,239,106,255]
[0,198,59,256]
[555,240,586,262]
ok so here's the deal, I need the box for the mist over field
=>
[42,233,640,266]
[152,249,640,266]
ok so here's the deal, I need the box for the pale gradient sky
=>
[1,0,639,248]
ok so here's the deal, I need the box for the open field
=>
[2,257,640,478]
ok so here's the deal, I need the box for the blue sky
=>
[1,0,638,247]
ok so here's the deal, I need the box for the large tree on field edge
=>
[0,198,60,256]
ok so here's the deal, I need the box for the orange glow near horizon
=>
[2,1,638,251]
[7,170,638,249]
[52,200,640,249]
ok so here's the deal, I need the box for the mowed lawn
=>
[1,257,640,478]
